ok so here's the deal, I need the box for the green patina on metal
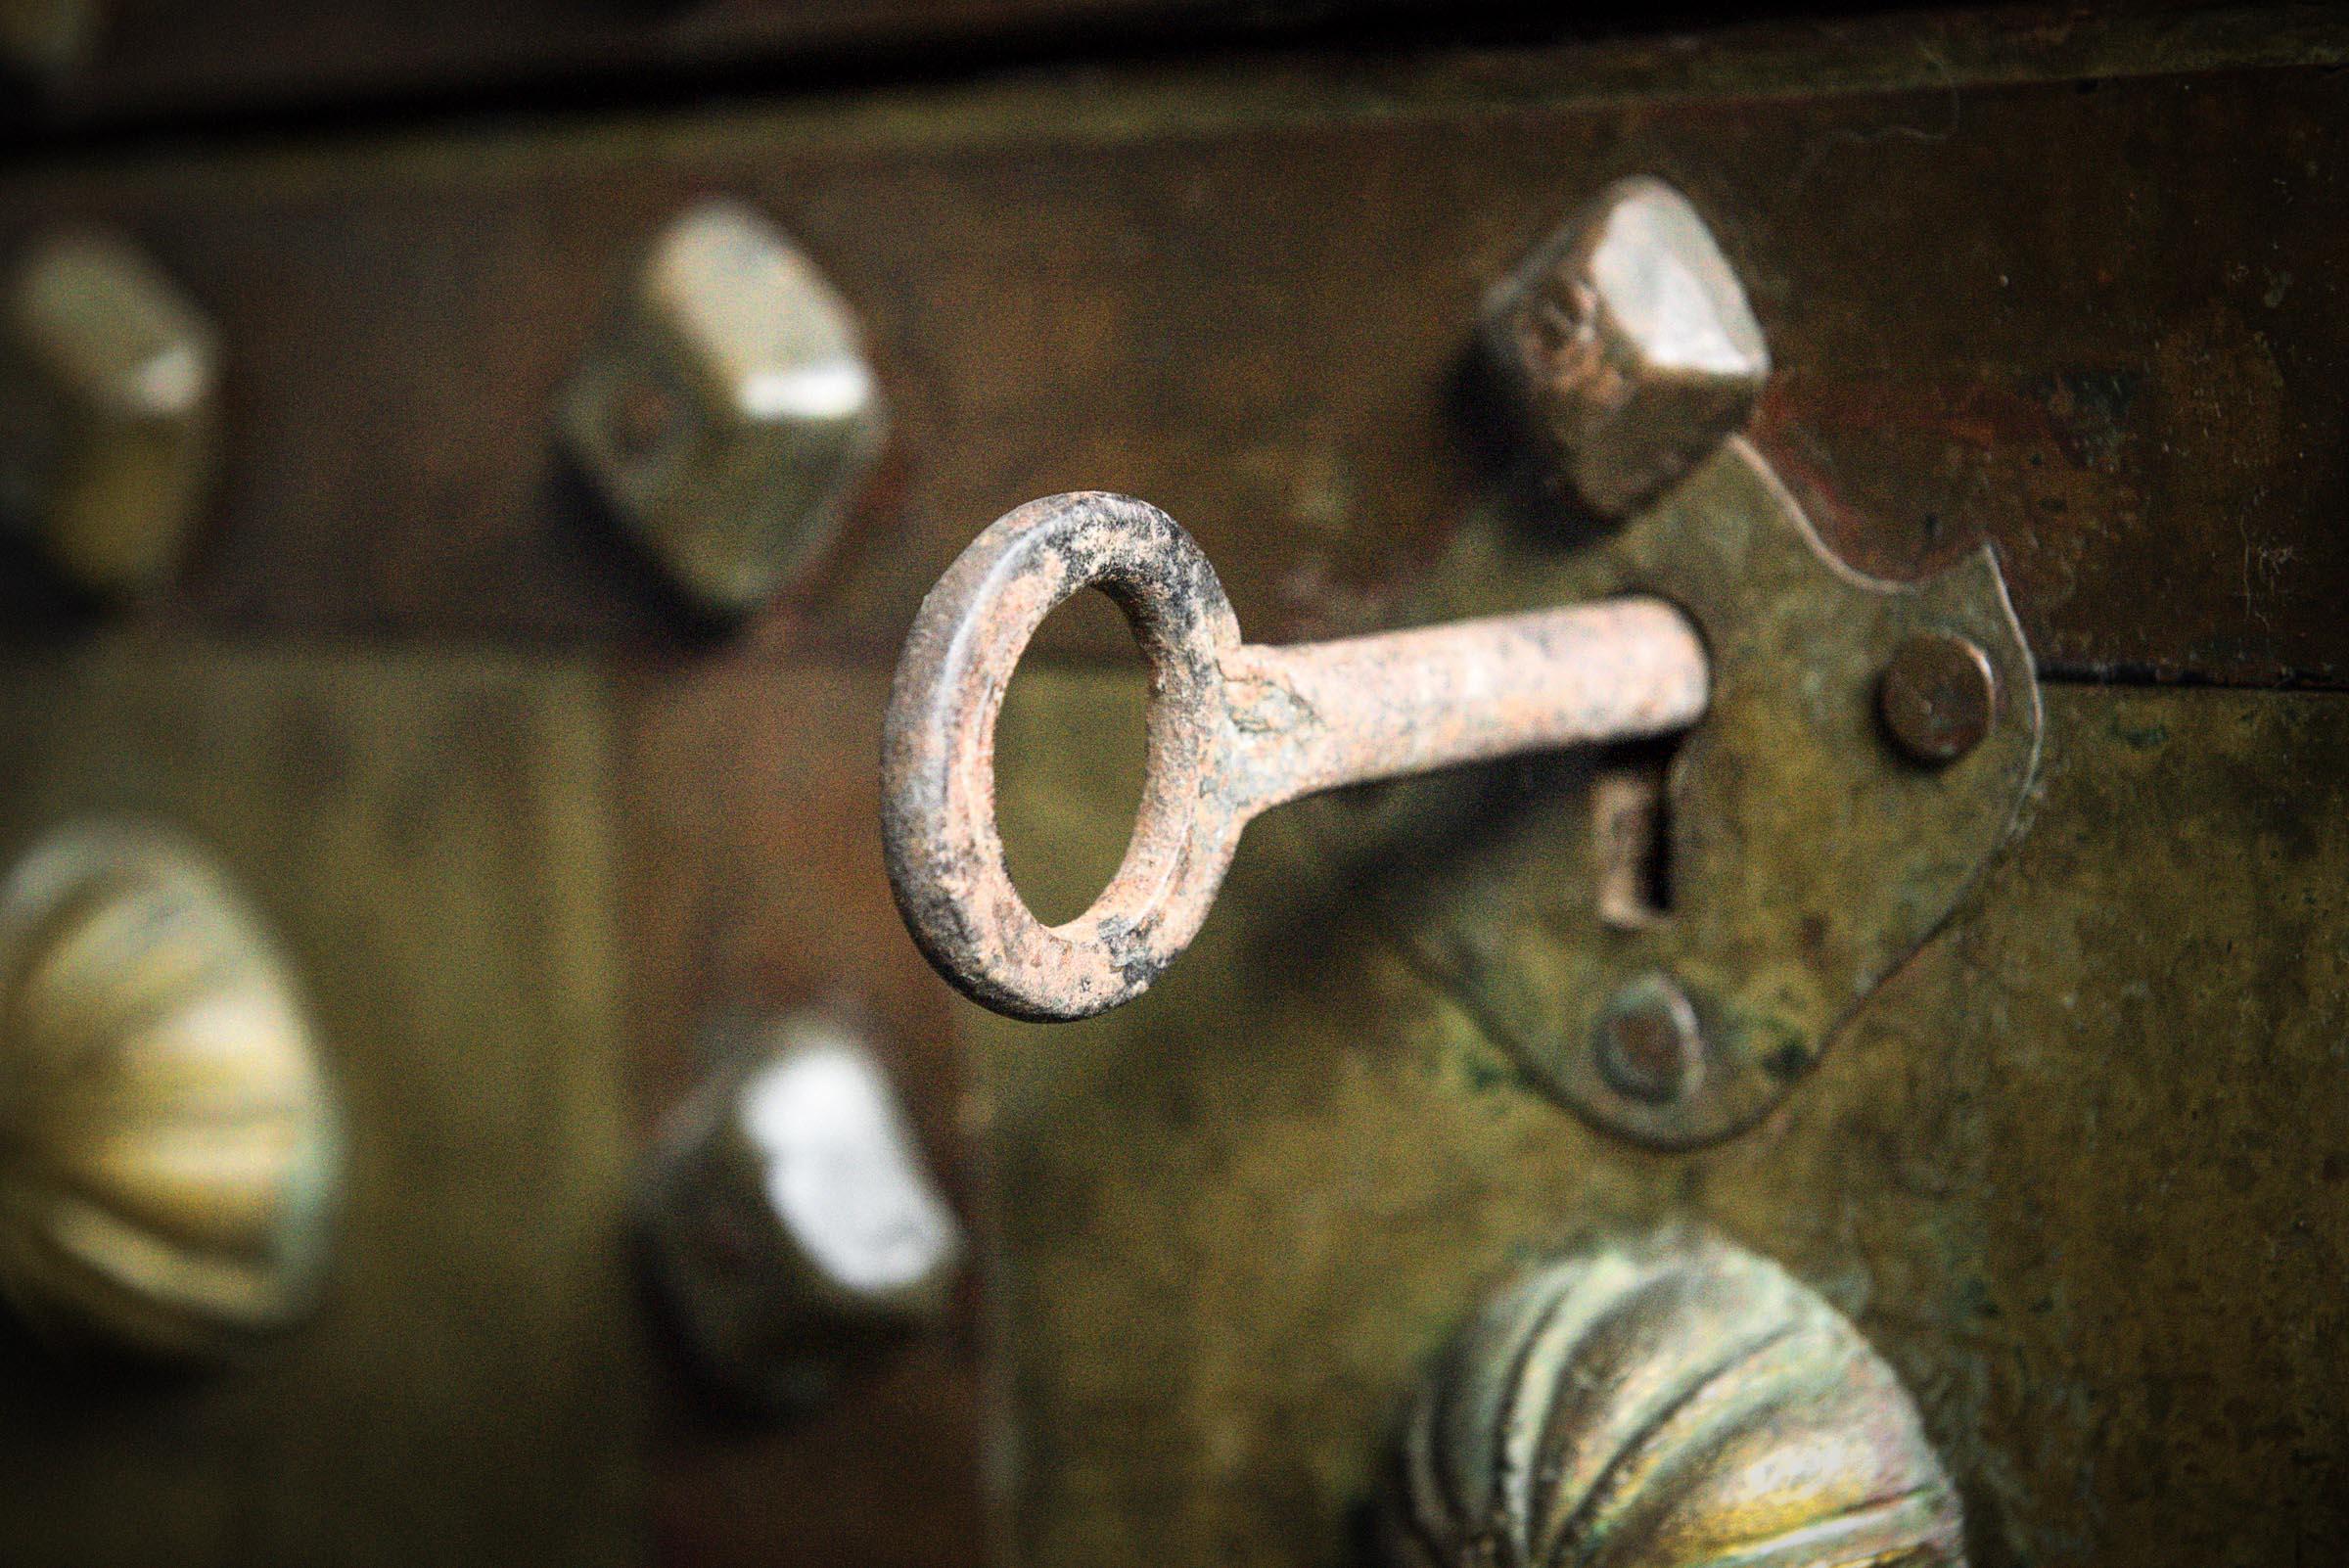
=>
[980,677,2349,1568]
[1295,438,2040,1147]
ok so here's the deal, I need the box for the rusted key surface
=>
[881,491,1708,1021]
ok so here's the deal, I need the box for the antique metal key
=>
[881,489,1710,1022]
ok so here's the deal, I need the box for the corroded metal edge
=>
[881,491,1243,1022]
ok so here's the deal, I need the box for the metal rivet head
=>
[0,231,223,596]
[636,1012,962,1410]
[559,200,887,619]
[1879,630,1998,765]
[1482,176,1769,519]
[1593,971,1703,1105]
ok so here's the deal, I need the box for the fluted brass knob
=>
[0,823,343,1361]
[636,1012,962,1409]
[1384,1233,1964,1568]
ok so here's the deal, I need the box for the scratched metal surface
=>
[978,672,2349,1568]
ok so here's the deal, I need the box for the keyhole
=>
[1593,743,1676,929]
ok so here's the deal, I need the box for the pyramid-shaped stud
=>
[635,1011,962,1410]
[1482,177,1769,519]
[0,231,223,597]
[559,201,888,618]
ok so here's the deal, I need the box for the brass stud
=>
[1384,1233,1966,1568]
[1879,630,1998,765]
[635,1011,961,1409]
[1593,971,1703,1105]
[1482,176,1769,518]
[559,201,888,619]
[0,823,343,1361]
[0,231,223,596]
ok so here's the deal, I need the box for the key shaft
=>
[881,491,1708,1022]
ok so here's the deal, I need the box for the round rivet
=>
[1878,630,1996,765]
[1593,972,1703,1105]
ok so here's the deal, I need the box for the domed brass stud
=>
[0,822,343,1361]
[1385,1232,1964,1568]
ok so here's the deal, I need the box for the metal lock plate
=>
[1311,438,2041,1147]
[978,675,2349,1568]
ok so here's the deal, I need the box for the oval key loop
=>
[882,491,1711,1021]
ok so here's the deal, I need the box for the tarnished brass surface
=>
[0,642,640,1568]
[0,821,341,1361]
[0,15,2337,1568]
[1384,1232,1962,1568]
[980,676,2348,1568]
